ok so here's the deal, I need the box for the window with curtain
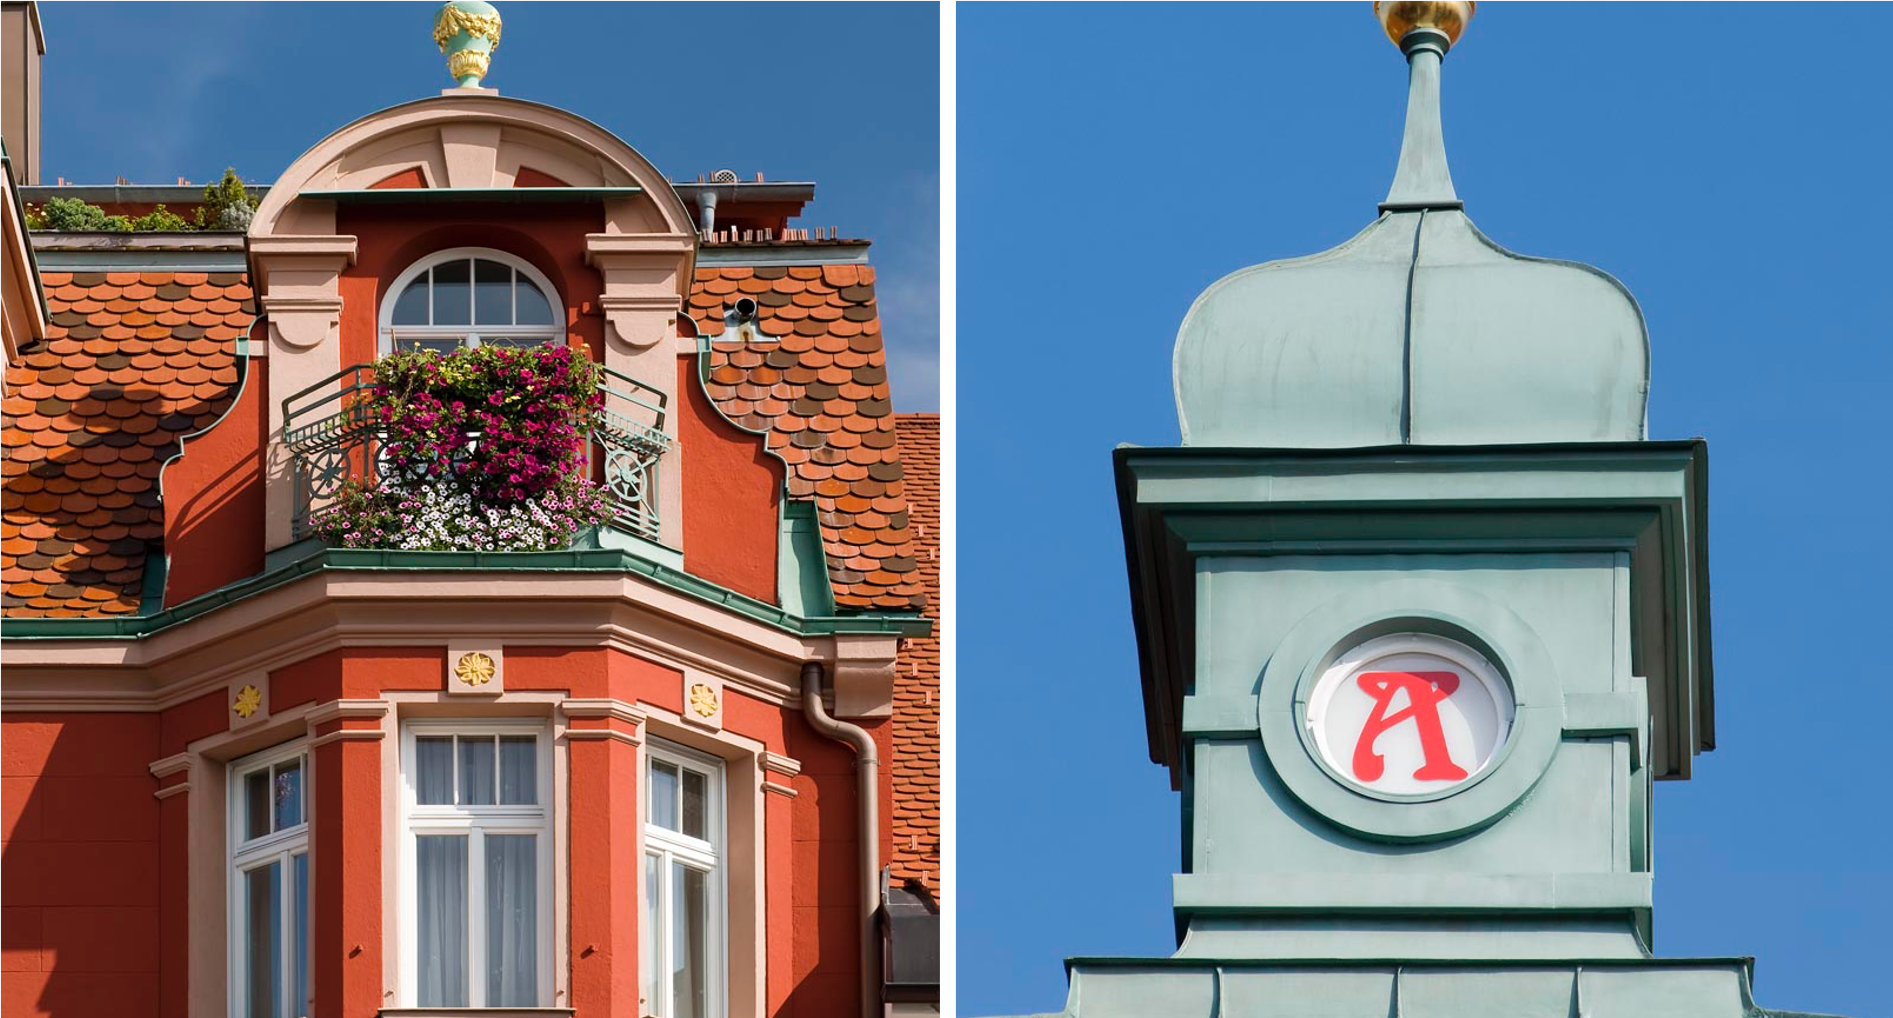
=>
[641,740,725,1018]
[401,721,551,1008]
[381,249,562,354]
[228,744,310,1018]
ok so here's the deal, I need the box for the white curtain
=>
[499,736,536,804]
[459,737,495,805]
[485,834,538,1005]
[415,737,453,805]
[416,835,468,1006]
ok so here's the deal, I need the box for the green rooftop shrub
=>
[193,167,259,230]
[129,204,191,231]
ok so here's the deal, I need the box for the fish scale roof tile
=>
[889,414,941,897]
[2,271,251,617]
[689,265,926,613]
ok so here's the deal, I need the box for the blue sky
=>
[959,5,1893,1018]
[31,2,940,411]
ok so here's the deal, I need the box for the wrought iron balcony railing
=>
[282,362,669,544]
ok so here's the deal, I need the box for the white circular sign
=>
[1305,633,1514,796]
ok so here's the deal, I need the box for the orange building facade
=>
[0,46,939,1018]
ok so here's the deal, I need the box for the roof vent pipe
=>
[800,661,881,1018]
[697,188,718,239]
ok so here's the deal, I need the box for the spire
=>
[1376,1,1472,210]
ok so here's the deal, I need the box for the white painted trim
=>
[562,729,642,747]
[396,718,555,1008]
[227,739,313,1018]
[377,247,564,356]
[760,782,797,799]
[642,738,727,1018]
[154,782,194,800]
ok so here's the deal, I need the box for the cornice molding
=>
[305,698,393,727]
[559,698,648,726]
[148,752,193,779]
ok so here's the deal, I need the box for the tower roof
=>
[1174,4,1650,448]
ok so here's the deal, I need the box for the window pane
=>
[474,260,513,325]
[293,853,309,1018]
[650,762,679,832]
[432,259,471,325]
[244,769,271,841]
[244,862,281,1018]
[416,835,469,1007]
[672,863,708,1018]
[415,737,454,805]
[642,854,659,1016]
[499,736,536,805]
[390,275,430,325]
[485,834,538,1006]
[515,276,553,324]
[458,736,496,806]
[273,760,303,832]
[681,769,706,840]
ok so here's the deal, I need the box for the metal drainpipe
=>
[800,661,880,1018]
[697,188,718,239]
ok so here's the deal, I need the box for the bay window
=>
[228,743,310,1018]
[400,720,552,1007]
[642,740,725,1018]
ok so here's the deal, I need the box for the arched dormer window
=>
[382,249,562,354]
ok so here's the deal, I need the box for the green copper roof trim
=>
[298,186,643,204]
[0,545,930,641]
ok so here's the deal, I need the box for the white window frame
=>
[397,718,555,1008]
[379,247,564,354]
[227,740,312,1018]
[641,738,727,1018]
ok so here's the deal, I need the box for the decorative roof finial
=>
[434,0,503,89]
[1374,1,1474,211]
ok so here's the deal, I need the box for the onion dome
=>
[1174,3,1649,447]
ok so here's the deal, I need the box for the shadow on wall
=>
[1,713,166,1014]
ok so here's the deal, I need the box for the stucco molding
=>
[305,698,394,728]
[829,633,900,718]
[152,781,193,800]
[259,294,343,350]
[761,781,798,799]
[149,752,194,780]
[559,697,648,726]
[760,751,802,778]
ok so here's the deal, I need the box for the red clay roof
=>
[691,264,925,613]
[890,414,940,896]
[1,271,248,617]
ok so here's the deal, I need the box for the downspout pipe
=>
[696,188,718,239]
[800,661,880,1018]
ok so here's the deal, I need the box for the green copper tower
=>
[996,5,1857,1017]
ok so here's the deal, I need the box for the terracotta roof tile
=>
[2,271,251,617]
[689,266,925,613]
[889,415,940,896]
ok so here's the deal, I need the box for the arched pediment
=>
[251,92,698,240]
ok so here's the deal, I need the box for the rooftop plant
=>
[193,167,259,230]
[308,343,614,552]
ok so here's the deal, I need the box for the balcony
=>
[282,359,669,546]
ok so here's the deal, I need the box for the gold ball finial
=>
[1374,1,1474,50]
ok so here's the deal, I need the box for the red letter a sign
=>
[1351,671,1469,783]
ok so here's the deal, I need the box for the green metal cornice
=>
[0,545,930,641]
[1115,441,1713,786]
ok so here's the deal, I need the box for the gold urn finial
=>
[1374,1,1474,51]
[434,0,503,88]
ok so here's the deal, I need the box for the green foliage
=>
[33,196,127,231]
[193,167,258,230]
[129,204,191,231]
[23,206,45,230]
